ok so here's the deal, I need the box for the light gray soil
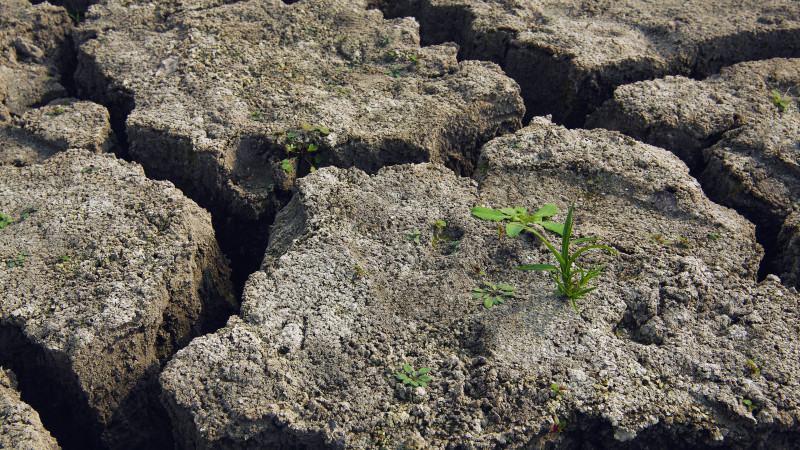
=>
[160,120,798,448]
[0,149,235,448]
[2,0,800,448]
[376,0,800,125]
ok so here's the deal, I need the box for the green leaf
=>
[495,296,504,304]
[506,222,525,237]
[403,378,413,385]
[472,293,484,299]
[540,221,564,235]
[300,122,312,131]
[534,204,557,218]
[417,367,430,375]
[497,284,514,292]
[314,154,323,164]
[281,160,294,172]
[307,143,318,152]
[518,264,558,271]
[396,373,407,381]
[484,298,493,308]
[499,207,519,216]
[471,207,508,221]
[315,126,330,135]
[403,364,412,374]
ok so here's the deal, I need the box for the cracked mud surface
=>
[1,0,800,449]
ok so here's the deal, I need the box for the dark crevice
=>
[0,325,105,450]
[754,223,782,282]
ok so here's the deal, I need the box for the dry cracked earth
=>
[2,0,800,449]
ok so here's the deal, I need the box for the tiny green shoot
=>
[747,358,760,377]
[742,398,755,412]
[6,252,28,268]
[281,159,294,172]
[406,230,420,244]
[0,212,13,228]
[387,65,401,77]
[396,364,431,387]
[473,281,515,309]
[770,90,790,112]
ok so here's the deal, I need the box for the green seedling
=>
[387,65,401,77]
[81,165,95,174]
[378,36,393,46]
[472,204,564,237]
[742,398,756,412]
[0,212,12,228]
[406,230,420,244]
[396,364,431,387]
[517,204,616,313]
[6,252,28,268]
[473,281,515,309]
[771,90,790,112]
[747,359,760,377]
[431,219,459,254]
[410,54,422,63]
[472,266,486,277]
[47,106,65,116]
[550,383,568,395]
[274,123,330,172]
[67,10,80,25]
[549,415,566,433]
[386,50,396,59]
[353,264,365,277]
[20,207,37,220]
[249,110,263,120]
[281,159,294,172]
[708,233,720,240]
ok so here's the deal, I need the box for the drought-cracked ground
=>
[2,0,800,449]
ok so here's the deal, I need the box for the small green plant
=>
[19,207,37,220]
[742,398,756,412]
[517,204,616,312]
[386,50,397,59]
[406,230,420,244]
[274,122,330,172]
[378,36,393,46]
[387,65,401,77]
[747,358,760,377]
[0,212,13,228]
[708,233,721,240]
[549,415,566,433]
[47,106,65,116]
[473,281,515,309]
[770,90,790,112]
[81,165,95,174]
[431,219,459,254]
[550,383,568,395]
[352,264,365,277]
[396,364,431,387]
[67,10,80,25]
[281,159,294,172]
[6,252,28,268]
[409,54,422,63]
[472,204,564,237]
[249,110,263,120]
